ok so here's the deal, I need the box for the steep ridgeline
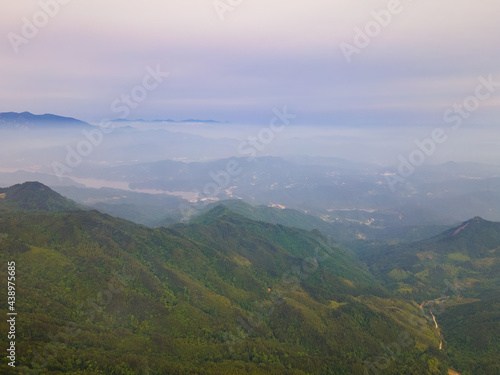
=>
[360,216,500,299]
[0,183,447,374]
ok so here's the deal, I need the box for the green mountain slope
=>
[439,292,500,375]
[179,204,378,292]
[359,217,500,374]
[0,183,448,374]
[196,200,452,248]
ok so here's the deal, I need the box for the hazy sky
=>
[1,0,500,128]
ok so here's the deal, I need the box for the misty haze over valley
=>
[1,111,500,232]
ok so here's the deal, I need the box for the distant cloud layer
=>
[1,0,499,129]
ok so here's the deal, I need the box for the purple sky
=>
[1,0,499,128]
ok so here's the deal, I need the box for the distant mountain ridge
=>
[111,118,225,123]
[0,111,91,128]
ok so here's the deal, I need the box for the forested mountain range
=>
[0,182,451,374]
[0,182,498,374]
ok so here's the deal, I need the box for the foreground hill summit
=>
[0,181,81,212]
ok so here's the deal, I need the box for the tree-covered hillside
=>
[358,217,500,374]
[0,183,448,374]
